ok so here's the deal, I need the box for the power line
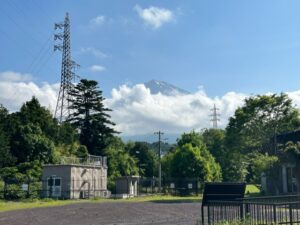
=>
[0,2,59,76]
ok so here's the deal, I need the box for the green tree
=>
[166,131,222,181]
[68,79,118,155]
[226,94,300,155]
[126,142,158,177]
[10,124,55,164]
[17,97,58,139]
[250,152,278,183]
[104,137,138,191]
[0,130,15,168]
[224,93,300,181]
[105,137,138,178]
[202,128,226,164]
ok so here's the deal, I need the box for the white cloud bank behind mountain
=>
[2,71,300,136]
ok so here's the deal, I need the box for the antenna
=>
[54,13,79,122]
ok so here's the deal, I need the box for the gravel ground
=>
[0,201,202,225]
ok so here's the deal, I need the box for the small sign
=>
[188,183,193,189]
[170,183,175,188]
[21,184,29,191]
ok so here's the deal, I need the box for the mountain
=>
[144,80,190,96]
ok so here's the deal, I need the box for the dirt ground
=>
[0,201,202,225]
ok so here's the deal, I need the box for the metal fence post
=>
[240,203,244,221]
[273,204,277,224]
[201,205,205,225]
[289,204,293,225]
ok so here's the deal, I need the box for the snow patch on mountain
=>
[144,79,190,96]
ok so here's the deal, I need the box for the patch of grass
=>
[0,195,202,212]
[0,199,85,212]
[245,184,261,196]
[124,195,202,203]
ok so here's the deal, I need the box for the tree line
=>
[0,79,300,197]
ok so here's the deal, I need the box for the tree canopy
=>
[68,79,118,155]
[164,131,222,181]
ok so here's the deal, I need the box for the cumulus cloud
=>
[0,71,33,82]
[0,83,58,113]
[89,15,106,26]
[105,84,247,136]
[2,74,300,138]
[89,65,106,72]
[134,5,174,29]
[80,47,107,59]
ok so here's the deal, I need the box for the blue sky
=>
[2,0,300,97]
[2,1,300,136]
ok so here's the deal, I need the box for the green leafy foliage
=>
[10,123,55,164]
[104,137,139,190]
[223,93,300,181]
[202,128,226,165]
[164,131,222,181]
[68,79,118,155]
[126,142,158,177]
[0,129,15,167]
[250,153,278,183]
[226,93,300,155]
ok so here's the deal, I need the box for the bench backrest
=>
[202,182,246,206]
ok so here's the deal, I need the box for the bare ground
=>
[0,201,202,225]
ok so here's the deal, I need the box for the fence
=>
[0,178,109,200]
[137,177,202,195]
[0,176,203,199]
[202,195,300,225]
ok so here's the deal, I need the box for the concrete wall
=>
[42,164,108,199]
[70,165,107,199]
[42,165,72,199]
[116,177,138,198]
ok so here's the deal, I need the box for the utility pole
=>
[210,104,220,129]
[154,131,164,193]
[54,13,79,122]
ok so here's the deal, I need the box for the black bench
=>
[201,182,246,225]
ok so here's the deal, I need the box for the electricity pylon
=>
[210,104,220,129]
[54,13,79,122]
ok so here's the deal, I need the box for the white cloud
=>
[105,84,247,135]
[104,84,300,136]
[134,5,174,29]
[0,77,58,113]
[89,65,106,72]
[89,15,106,26]
[0,71,33,82]
[80,47,107,59]
[2,74,300,138]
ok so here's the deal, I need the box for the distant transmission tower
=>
[54,13,79,122]
[210,104,220,129]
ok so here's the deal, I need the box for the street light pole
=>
[154,131,164,193]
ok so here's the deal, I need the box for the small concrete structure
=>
[42,155,109,199]
[261,130,300,195]
[115,176,139,198]
[262,163,299,195]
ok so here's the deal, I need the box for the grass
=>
[0,195,202,212]
[245,184,261,196]
[0,184,260,213]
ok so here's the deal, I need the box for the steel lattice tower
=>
[210,104,220,129]
[54,13,79,122]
